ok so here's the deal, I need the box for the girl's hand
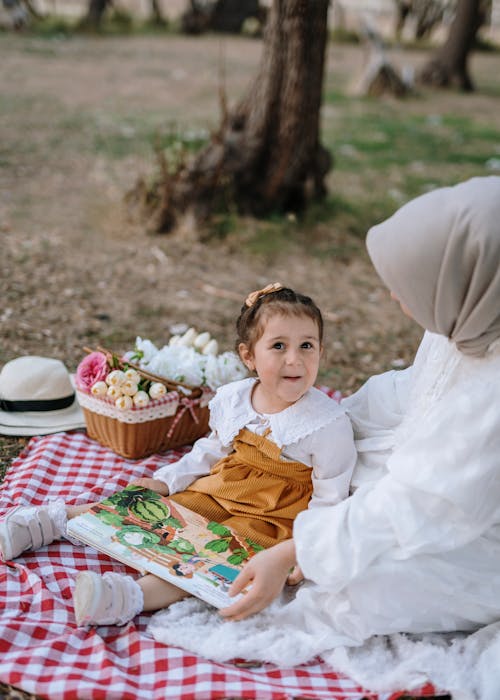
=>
[219,539,296,621]
[131,478,169,496]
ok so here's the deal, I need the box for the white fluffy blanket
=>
[148,595,500,700]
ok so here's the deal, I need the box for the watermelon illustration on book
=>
[67,485,264,608]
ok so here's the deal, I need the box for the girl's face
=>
[239,312,322,414]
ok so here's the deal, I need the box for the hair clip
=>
[245,282,283,308]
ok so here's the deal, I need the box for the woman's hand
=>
[131,477,169,496]
[219,539,296,621]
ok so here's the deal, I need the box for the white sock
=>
[46,498,67,539]
[90,572,145,626]
[117,574,145,622]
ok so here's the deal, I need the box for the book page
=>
[67,485,263,609]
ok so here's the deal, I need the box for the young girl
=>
[0,284,356,626]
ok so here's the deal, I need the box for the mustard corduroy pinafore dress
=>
[170,427,313,549]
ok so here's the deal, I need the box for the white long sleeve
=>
[153,431,230,494]
[342,366,412,441]
[342,367,413,490]
[284,413,356,508]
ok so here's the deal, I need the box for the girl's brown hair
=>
[235,287,324,353]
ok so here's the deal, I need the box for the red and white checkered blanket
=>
[0,431,438,700]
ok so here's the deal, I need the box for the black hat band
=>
[0,393,75,413]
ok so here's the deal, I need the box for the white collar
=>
[209,377,346,448]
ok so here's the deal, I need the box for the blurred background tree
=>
[80,0,111,30]
[129,0,332,233]
[180,0,265,35]
[418,0,491,89]
[394,0,454,40]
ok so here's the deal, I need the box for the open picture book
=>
[67,485,263,609]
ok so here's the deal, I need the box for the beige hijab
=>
[366,176,500,357]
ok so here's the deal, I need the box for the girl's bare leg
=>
[137,573,190,611]
[66,503,94,519]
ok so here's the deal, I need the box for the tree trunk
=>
[418,0,482,91]
[150,0,167,26]
[24,0,44,20]
[81,0,112,30]
[414,1,445,40]
[132,0,332,233]
[394,0,412,41]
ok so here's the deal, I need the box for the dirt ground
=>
[0,36,420,369]
[1,31,500,471]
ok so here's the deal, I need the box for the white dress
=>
[153,377,357,509]
[147,333,500,668]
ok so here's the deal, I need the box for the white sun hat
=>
[0,356,86,436]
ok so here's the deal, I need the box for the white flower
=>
[201,351,247,390]
[124,368,141,384]
[121,379,139,396]
[91,381,108,397]
[202,339,218,355]
[149,382,167,400]
[131,336,247,391]
[106,369,126,386]
[133,391,150,407]
[134,337,159,363]
[203,354,222,390]
[216,351,248,386]
[146,346,203,386]
[146,352,175,380]
[169,322,188,335]
[168,348,204,385]
[168,335,181,346]
[177,327,197,346]
[194,331,211,351]
[115,394,133,410]
[107,385,122,401]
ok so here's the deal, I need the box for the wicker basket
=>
[77,388,213,460]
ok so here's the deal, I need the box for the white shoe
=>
[0,505,60,561]
[73,571,143,627]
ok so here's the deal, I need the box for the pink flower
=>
[76,352,109,392]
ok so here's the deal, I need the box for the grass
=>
[0,437,29,481]
[325,105,500,175]
[93,120,210,160]
[13,9,177,39]
[343,114,498,168]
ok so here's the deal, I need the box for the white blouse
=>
[154,377,356,509]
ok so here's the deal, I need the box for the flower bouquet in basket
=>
[75,329,247,459]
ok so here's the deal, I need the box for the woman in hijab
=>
[147,176,500,666]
